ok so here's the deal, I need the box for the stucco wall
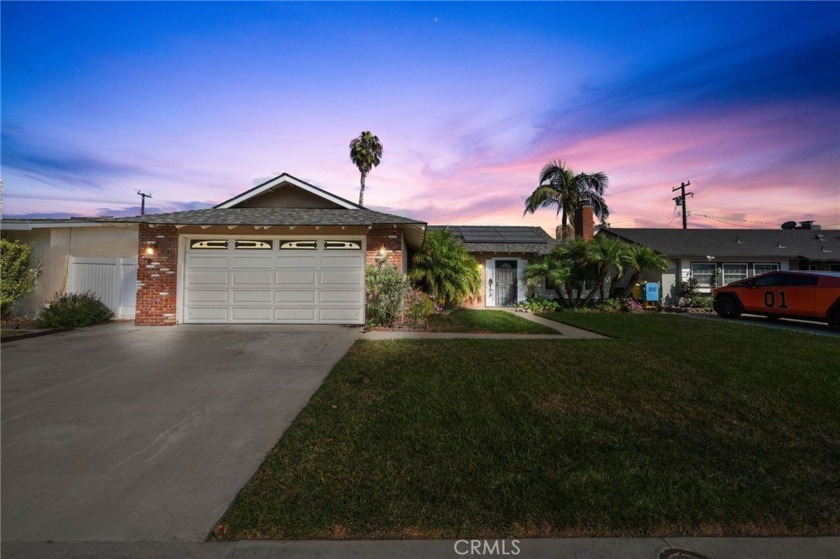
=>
[1,225,138,317]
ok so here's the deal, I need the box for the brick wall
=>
[136,224,178,326]
[365,226,404,271]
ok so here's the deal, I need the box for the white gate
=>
[67,257,137,319]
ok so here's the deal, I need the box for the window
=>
[722,263,748,285]
[235,239,273,250]
[831,264,840,272]
[778,273,818,287]
[690,263,716,286]
[324,240,362,251]
[753,263,780,276]
[279,240,317,250]
[190,239,228,250]
[753,273,782,287]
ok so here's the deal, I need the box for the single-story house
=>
[0,218,139,319]
[106,173,430,325]
[598,227,840,305]
[0,181,600,323]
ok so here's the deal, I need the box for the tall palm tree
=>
[410,229,481,307]
[523,160,609,238]
[349,131,383,207]
[622,245,669,296]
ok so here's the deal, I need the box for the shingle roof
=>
[600,228,840,261]
[429,225,557,254]
[113,208,425,226]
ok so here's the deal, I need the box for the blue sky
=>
[2,2,839,231]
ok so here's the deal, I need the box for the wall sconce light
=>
[379,245,387,257]
[144,240,158,257]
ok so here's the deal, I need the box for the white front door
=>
[183,237,364,324]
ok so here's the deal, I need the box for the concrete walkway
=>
[363,311,606,340]
[3,537,838,558]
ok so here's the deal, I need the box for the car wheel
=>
[715,297,741,319]
[830,308,840,329]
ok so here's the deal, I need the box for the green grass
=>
[218,313,840,540]
[426,308,559,334]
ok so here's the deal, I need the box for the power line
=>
[691,213,780,226]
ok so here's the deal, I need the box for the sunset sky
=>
[3,2,839,233]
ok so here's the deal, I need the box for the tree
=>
[622,245,669,296]
[524,238,597,307]
[583,235,631,305]
[410,228,481,307]
[0,238,39,319]
[523,160,609,237]
[349,131,383,207]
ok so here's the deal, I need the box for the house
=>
[113,173,427,325]
[0,218,139,319]
[598,227,840,305]
[428,225,557,307]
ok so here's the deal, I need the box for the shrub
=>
[517,296,560,313]
[37,291,114,328]
[621,298,645,313]
[410,229,481,307]
[1,238,39,320]
[679,277,700,307]
[597,298,623,313]
[365,262,410,327]
[693,295,713,309]
[404,289,436,326]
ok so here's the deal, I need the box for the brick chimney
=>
[574,200,594,242]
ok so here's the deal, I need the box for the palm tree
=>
[582,235,630,305]
[523,160,609,238]
[524,238,596,307]
[524,254,572,306]
[410,229,481,307]
[622,245,669,296]
[349,131,383,207]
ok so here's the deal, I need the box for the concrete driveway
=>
[1,323,358,543]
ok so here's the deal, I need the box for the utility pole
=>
[671,181,693,229]
[137,190,152,215]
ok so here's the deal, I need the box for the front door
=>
[495,260,518,307]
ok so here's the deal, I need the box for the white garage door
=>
[183,237,365,324]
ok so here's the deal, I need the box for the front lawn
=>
[218,313,839,539]
[426,308,559,334]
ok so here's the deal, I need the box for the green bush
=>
[1,238,39,319]
[410,229,481,307]
[692,295,713,309]
[37,291,114,328]
[404,289,436,326]
[365,263,410,327]
[517,296,560,313]
[679,277,700,307]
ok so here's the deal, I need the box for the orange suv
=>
[713,271,840,327]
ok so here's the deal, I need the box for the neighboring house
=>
[598,227,840,305]
[112,173,427,325]
[0,218,139,318]
[428,225,557,308]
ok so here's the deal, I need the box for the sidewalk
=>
[4,537,838,558]
[362,311,607,340]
